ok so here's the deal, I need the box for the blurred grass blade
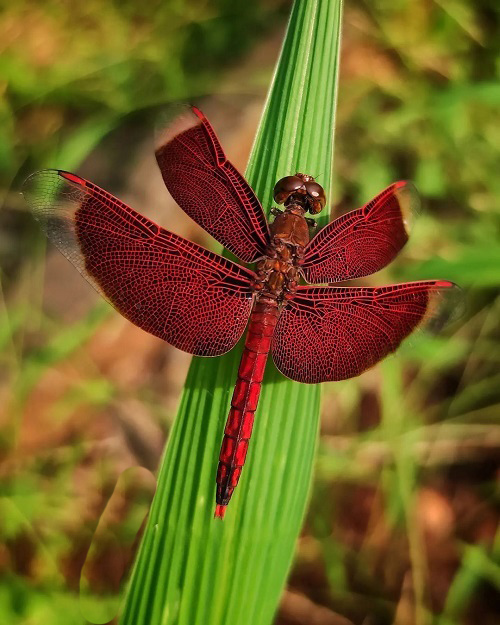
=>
[80,468,156,624]
[119,1,343,624]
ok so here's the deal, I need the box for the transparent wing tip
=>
[154,103,202,153]
[426,281,464,333]
[22,169,66,216]
[393,180,421,231]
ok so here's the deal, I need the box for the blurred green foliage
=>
[1,0,499,624]
[0,0,286,183]
[332,0,500,294]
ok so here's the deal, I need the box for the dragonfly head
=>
[273,173,325,215]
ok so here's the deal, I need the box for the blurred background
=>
[0,1,499,624]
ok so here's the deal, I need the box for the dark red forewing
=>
[155,107,270,263]
[23,169,255,356]
[302,181,418,284]
[272,281,460,383]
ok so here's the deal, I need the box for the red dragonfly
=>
[23,107,457,519]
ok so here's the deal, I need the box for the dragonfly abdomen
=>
[215,297,279,518]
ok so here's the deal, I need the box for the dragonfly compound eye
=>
[304,181,326,214]
[273,175,303,204]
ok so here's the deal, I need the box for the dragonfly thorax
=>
[253,208,310,302]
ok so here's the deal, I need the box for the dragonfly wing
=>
[272,281,459,383]
[155,106,270,263]
[23,169,255,357]
[302,182,418,283]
